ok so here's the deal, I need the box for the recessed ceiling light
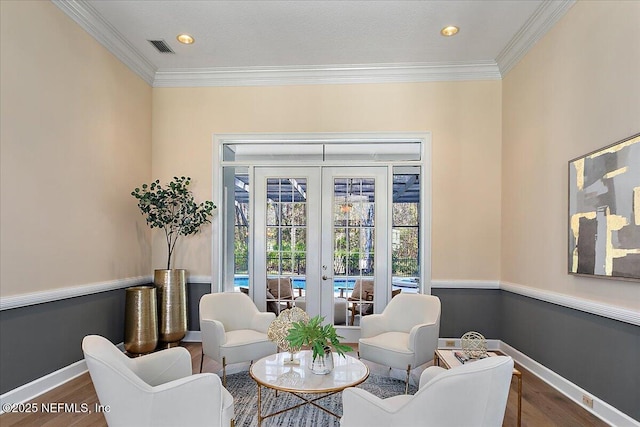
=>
[177,34,195,44]
[440,26,459,37]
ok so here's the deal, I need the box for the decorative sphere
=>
[461,331,487,359]
[267,307,310,353]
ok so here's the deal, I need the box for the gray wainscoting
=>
[0,282,211,395]
[1,285,638,422]
[432,288,502,338]
[0,289,126,394]
[500,291,640,422]
[187,283,211,331]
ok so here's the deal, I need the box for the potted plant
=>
[132,176,215,346]
[286,315,352,374]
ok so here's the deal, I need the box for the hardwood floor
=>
[0,342,609,427]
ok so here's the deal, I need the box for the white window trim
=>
[211,132,432,295]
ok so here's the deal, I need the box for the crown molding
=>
[53,0,573,87]
[152,61,501,87]
[496,0,576,77]
[51,0,156,85]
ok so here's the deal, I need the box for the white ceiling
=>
[53,0,575,87]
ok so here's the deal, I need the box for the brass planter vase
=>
[154,269,187,347]
[124,286,158,354]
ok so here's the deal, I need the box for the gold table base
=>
[256,386,342,426]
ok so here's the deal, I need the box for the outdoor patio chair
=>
[347,278,375,325]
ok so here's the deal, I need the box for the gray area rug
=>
[225,370,417,427]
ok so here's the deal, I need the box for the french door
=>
[253,166,388,331]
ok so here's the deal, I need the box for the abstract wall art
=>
[568,133,640,281]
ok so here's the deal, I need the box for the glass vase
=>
[309,346,334,375]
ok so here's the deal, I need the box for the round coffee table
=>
[249,350,369,426]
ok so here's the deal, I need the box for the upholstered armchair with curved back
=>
[341,355,514,427]
[199,292,277,386]
[82,335,234,427]
[358,293,441,393]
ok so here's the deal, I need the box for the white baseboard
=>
[498,341,639,427]
[0,341,125,415]
[0,360,87,415]
[183,331,202,342]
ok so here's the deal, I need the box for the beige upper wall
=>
[151,81,503,280]
[0,1,152,296]
[502,0,640,310]
[4,0,637,311]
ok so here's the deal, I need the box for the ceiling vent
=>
[148,40,174,54]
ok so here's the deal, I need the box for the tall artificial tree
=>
[132,176,215,270]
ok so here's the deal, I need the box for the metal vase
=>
[124,286,158,355]
[154,269,187,347]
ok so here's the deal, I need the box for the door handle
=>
[322,275,332,281]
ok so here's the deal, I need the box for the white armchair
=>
[341,355,514,427]
[199,292,277,385]
[358,294,441,393]
[82,335,234,427]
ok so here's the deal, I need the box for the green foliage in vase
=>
[131,176,215,270]
[286,315,352,360]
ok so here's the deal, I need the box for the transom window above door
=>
[222,140,422,162]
